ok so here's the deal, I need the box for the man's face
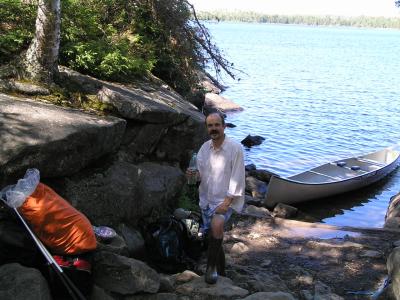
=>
[206,114,226,141]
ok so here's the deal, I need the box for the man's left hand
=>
[215,197,233,214]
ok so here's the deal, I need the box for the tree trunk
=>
[25,0,60,83]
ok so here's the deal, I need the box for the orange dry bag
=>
[19,183,97,255]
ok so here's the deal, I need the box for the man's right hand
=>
[186,169,200,185]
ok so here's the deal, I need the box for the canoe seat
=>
[351,165,361,171]
[336,161,346,167]
[308,170,338,180]
[357,158,386,167]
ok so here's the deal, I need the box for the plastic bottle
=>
[0,168,40,208]
[187,153,198,185]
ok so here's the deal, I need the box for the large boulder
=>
[59,161,185,226]
[0,93,126,186]
[175,275,249,299]
[59,66,208,167]
[245,176,268,199]
[93,251,160,296]
[204,93,242,112]
[97,84,208,167]
[385,192,400,229]
[0,263,52,300]
[387,247,400,299]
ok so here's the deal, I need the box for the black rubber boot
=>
[205,236,222,284]
[217,246,226,277]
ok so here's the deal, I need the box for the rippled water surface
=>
[206,22,400,228]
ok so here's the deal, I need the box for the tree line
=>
[197,11,400,29]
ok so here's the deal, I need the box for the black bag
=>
[143,214,202,273]
[0,205,44,268]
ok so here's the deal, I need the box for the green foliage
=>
[60,0,156,81]
[130,0,205,95]
[0,0,36,64]
[198,10,400,29]
[1,0,232,95]
[178,185,200,212]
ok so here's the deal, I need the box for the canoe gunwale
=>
[284,149,400,185]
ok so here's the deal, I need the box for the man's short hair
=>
[205,111,225,125]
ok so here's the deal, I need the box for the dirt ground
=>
[222,214,400,299]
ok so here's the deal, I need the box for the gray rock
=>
[0,263,52,300]
[273,203,298,219]
[260,259,272,268]
[387,247,400,299]
[124,293,178,300]
[314,281,344,300]
[61,161,185,226]
[246,176,268,199]
[158,274,175,293]
[90,285,116,300]
[241,135,265,147]
[245,195,262,207]
[97,233,129,256]
[245,164,257,172]
[204,93,243,112]
[58,66,103,93]
[93,251,160,295]
[173,270,201,284]
[0,79,50,95]
[145,114,207,167]
[385,192,400,228]
[97,86,185,124]
[230,242,249,255]
[359,250,382,258]
[248,169,276,183]
[175,276,249,299]
[118,223,146,259]
[0,93,126,186]
[385,217,400,229]
[117,104,207,167]
[300,290,314,300]
[243,205,272,218]
[246,274,289,293]
[242,292,296,300]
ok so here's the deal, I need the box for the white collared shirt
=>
[197,136,245,212]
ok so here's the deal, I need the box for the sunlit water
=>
[205,22,400,228]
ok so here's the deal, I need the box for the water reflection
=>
[278,226,360,239]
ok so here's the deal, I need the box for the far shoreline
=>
[196,11,400,30]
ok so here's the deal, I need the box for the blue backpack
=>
[144,214,202,273]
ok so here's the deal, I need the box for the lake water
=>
[205,22,400,228]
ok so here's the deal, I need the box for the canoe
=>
[263,147,400,208]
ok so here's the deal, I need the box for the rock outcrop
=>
[0,66,208,226]
[58,161,185,226]
[0,94,126,187]
[0,263,52,300]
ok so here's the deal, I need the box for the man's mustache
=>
[210,130,219,134]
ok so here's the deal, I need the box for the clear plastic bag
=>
[0,168,40,208]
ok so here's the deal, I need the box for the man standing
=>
[195,112,245,284]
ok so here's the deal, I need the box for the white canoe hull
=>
[263,147,400,208]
